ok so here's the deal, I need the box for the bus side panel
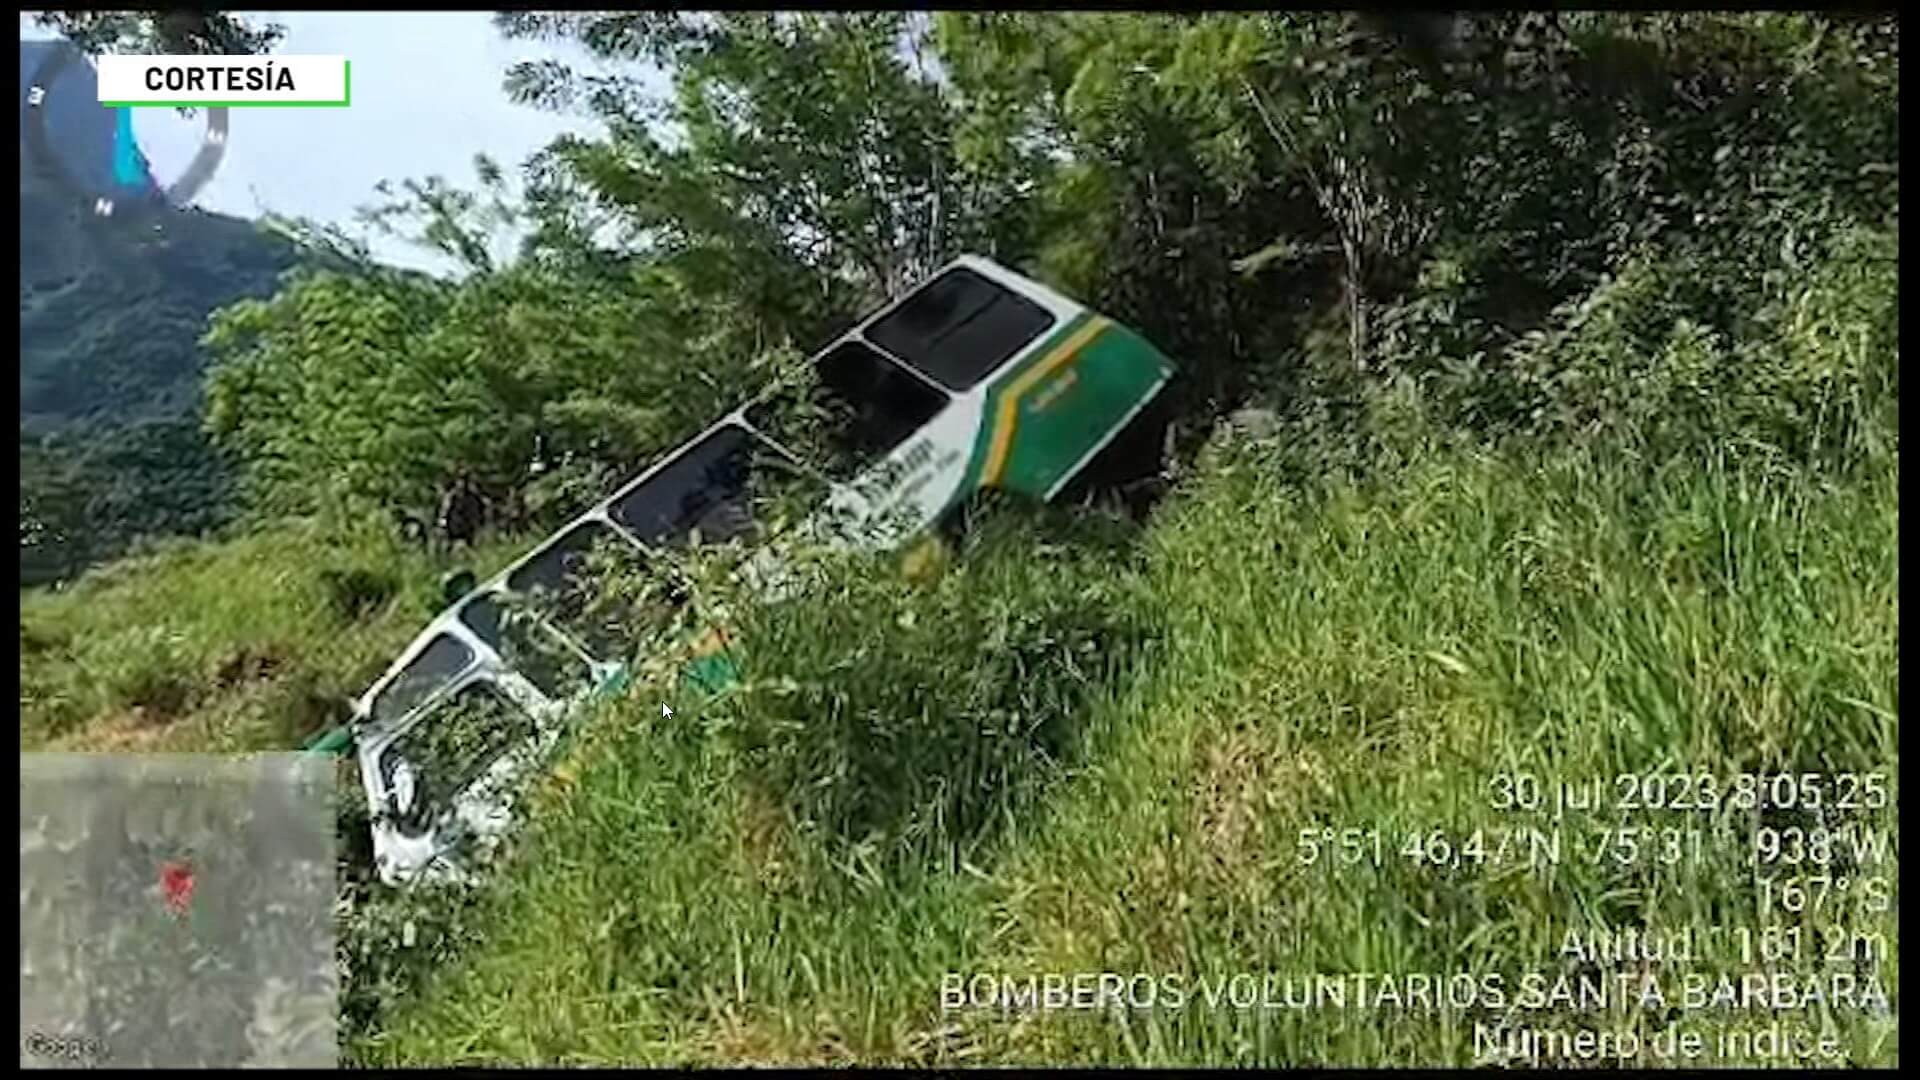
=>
[969,319,1175,500]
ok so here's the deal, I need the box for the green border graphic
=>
[102,60,351,108]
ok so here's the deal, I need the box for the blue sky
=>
[21,11,660,275]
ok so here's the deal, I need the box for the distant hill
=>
[19,39,304,584]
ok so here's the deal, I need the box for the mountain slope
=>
[19,39,303,582]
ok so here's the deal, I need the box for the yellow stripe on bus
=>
[982,316,1110,486]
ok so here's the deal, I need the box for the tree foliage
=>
[201,211,768,539]
[20,419,237,586]
[930,12,1896,422]
[30,10,283,56]
[184,11,1897,555]
[499,12,1043,315]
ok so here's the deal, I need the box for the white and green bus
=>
[327,255,1178,885]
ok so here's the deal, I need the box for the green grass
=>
[21,223,1898,1068]
[344,222,1895,1067]
[352,427,1897,1066]
[19,519,532,754]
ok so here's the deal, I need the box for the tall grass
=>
[19,210,1896,1066]
[348,411,1893,1065]
[19,520,532,753]
[344,222,1896,1066]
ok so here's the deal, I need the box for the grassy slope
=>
[20,522,533,754]
[21,230,1899,1066]
[358,434,1896,1065]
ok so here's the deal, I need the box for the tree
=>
[497,12,1043,321]
[31,11,284,56]
[933,13,1322,408]
[198,10,1898,555]
[202,179,769,540]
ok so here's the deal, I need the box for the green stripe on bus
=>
[304,725,354,755]
[968,320,1172,500]
[956,312,1094,503]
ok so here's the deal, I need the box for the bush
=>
[1394,219,1897,473]
[318,566,400,621]
[114,665,198,722]
[711,507,1161,873]
[99,625,202,722]
[337,852,492,1045]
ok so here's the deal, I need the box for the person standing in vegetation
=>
[434,473,486,551]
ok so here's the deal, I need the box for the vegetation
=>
[27,11,284,57]
[200,252,771,540]
[20,519,534,754]
[19,11,1897,1067]
[17,36,305,583]
[20,417,236,584]
[348,217,1900,1067]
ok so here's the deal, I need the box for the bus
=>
[327,255,1179,885]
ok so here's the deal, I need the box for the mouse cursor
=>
[661,703,673,719]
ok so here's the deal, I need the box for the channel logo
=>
[95,53,350,107]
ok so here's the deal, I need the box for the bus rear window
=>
[370,633,472,726]
[608,424,825,547]
[745,340,947,480]
[864,267,1055,391]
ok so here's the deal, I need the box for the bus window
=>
[458,592,594,702]
[864,267,1054,391]
[370,633,472,727]
[608,424,825,548]
[378,679,537,838]
[506,521,675,662]
[745,340,947,480]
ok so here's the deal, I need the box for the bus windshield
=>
[458,592,595,702]
[378,679,538,838]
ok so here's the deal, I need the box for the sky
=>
[20,11,661,275]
